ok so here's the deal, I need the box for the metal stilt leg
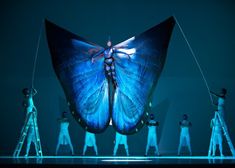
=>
[216,112,235,156]
[208,112,235,157]
[32,112,43,157]
[13,111,43,157]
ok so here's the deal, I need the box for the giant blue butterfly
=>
[45,17,175,135]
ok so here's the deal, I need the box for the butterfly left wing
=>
[45,20,110,133]
[112,17,175,134]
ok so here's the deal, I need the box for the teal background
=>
[0,0,235,156]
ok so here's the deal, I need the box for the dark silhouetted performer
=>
[56,111,74,155]
[178,114,192,156]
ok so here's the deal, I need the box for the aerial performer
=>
[177,114,192,156]
[45,17,175,134]
[55,111,74,155]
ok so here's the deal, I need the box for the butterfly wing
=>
[45,20,110,133]
[112,17,175,134]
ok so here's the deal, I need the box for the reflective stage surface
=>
[0,156,235,167]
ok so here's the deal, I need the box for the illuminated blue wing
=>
[112,17,175,134]
[45,20,110,133]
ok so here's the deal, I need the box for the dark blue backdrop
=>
[0,0,235,156]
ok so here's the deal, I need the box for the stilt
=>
[208,112,235,156]
[13,111,43,157]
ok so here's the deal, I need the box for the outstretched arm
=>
[113,49,131,59]
[91,49,105,63]
[146,121,159,126]
[210,91,222,106]
[31,88,37,96]
[210,91,219,97]
[210,91,224,98]
[113,46,137,59]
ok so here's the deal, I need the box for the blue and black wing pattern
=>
[45,20,110,133]
[112,17,175,134]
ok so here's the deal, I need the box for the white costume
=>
[56,118,74,155]
[113,132,129,156]
[218,97,225,117]
[83,131,98,155]
[211,116,223,156]
[178,120,192,155]
[25,94,37,156]
[145,120,159,155]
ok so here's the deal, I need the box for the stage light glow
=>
[101,159,152,162]
[1,155,234,160]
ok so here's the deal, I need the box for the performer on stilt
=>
[210,111,224,157]
[14,24,43,157]
[177,114,192,156]
[113,132,129,156]
[82,131,98,155]
[55,111,74,155]
[145,113,160,156]
[22,88,38,157]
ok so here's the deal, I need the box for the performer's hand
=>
[109,119,112,126]
[91,58,94,63]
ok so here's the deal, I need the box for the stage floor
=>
[0,156,235,167]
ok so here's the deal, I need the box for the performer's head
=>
[221,88,227,96]
[150,113,154,120]
[183,114,188,120]
[22,88,30,97]
[107,36,112,47]
[62,111,67,118]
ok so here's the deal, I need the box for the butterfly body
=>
[92,47,117,88]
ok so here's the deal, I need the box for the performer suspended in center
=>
[177,114,192,156]
[55,111,74,155]
[22,88,38,157]
[83,131,98,155]
[91,37,131,89]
